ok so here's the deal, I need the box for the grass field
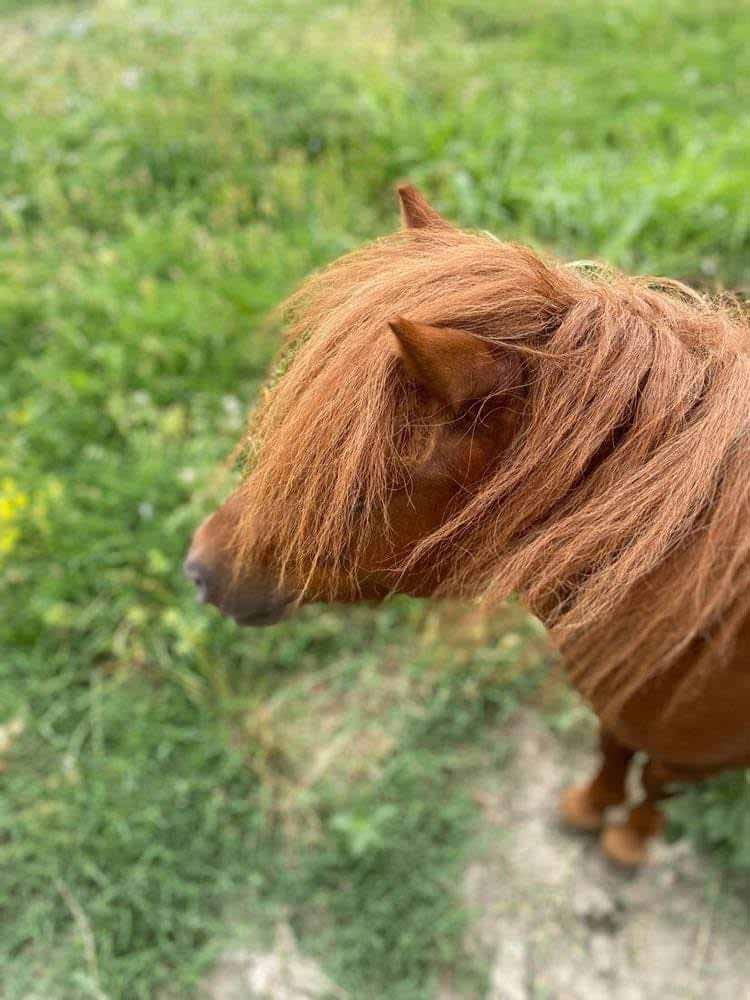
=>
[3,0,750,996]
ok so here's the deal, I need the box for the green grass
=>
[3,0,750,996]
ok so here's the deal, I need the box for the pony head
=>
[185,185,548,621]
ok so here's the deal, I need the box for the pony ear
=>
[388,317,510,412]
[397,183,451,230]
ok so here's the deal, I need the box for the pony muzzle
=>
[184,512,289,627]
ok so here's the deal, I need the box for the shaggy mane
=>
[236,225,750,721]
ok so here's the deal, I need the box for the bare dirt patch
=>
[459,712,750,1000]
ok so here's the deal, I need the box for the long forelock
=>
[236,225,750,722]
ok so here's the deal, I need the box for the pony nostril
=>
[183,558,214,604]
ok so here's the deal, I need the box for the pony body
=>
[186,186,750,865]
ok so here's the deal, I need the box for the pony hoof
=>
[559,785,605,832]
[601,825,650,868]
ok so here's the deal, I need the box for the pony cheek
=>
[361,479,461,583]
[451,440,493,489]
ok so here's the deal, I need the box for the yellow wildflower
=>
[0,478,28,557]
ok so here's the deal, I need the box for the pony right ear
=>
[397,184,451,230]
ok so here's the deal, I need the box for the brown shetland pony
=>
[186,185,750,867]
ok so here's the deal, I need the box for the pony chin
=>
[226,601,289,628]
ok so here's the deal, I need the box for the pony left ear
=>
[388,317,507,412]
[397,183,451,230]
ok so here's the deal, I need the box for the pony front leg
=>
[601,759,714,868]
[560,728,635,832]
